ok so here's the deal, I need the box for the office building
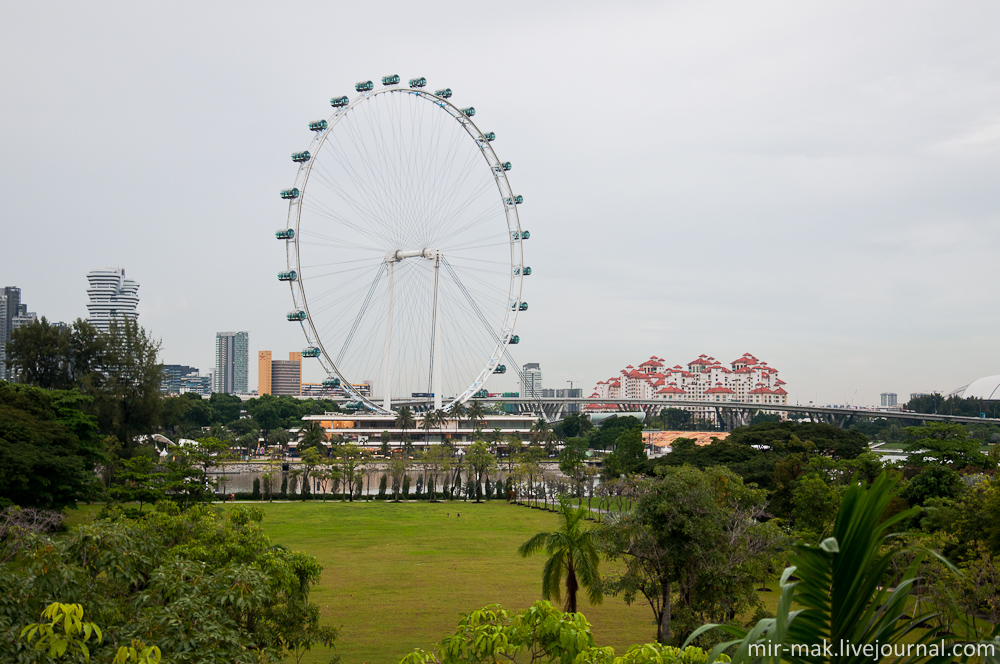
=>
[521,363,543,399]
[880,393,898,408]
[0,287,22,380]
[258,350,301,396]
[86,268,140,333]
[214,332,249,394]
[161,364,212,396]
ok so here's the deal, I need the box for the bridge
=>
[459,397,1000,430]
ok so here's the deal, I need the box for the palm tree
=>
[449,402,468,429]
[530,418,555,453]
[517,497,603,613]
[421,409,440,434]
[394,406,415,451]
[467,400,486,432]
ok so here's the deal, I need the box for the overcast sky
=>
[3,1,999,406]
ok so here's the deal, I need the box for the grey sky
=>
[2,1,998,406]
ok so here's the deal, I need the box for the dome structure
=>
[957,375,1000,400]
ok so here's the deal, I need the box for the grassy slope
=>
[65,501,782,664]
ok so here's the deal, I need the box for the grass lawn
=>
[65,500,782,664]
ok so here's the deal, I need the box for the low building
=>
[301,411,537,449]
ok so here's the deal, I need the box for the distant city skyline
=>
[3,3,999,405]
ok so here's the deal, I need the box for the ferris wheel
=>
[277,75,530,414]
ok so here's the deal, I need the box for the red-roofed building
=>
[592,353,789,424]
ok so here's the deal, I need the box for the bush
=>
[251,478,261,501]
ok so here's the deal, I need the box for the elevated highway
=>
[464,397,1000,430]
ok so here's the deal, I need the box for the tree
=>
[553,413,592,440]
[467,400,486,431]
[421,409,440,439]
[389,456,409,501]
[300,447,323,497]
[246,395,283,443]
[559,438,589,497]
[334,443,365,501]
[0,383,100,509]
[395,406,416,440]
[590,415,643,452]
[530,418,555,452]
[901,464,965,507]
[91,319,163,458]
[600,466,781,644]
[109,454,166,512]
[517,498,604,613]
[724,420,868,460]
[904,422,995,470]
[601,428,646,479]
[686,473,962,664]
[7,318,105,391]
[1,505,337,664]
[466,441,496,502]
[298,421,328,457]
[423,444,454,503]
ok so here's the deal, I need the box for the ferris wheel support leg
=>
[382,260,395,412]
[430,255,443,411]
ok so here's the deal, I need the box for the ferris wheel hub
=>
[388,248,442,263]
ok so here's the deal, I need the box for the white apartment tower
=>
[521,363,543,399]
[86,268,140,333]
[214,331,249,394]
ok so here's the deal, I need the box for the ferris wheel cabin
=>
[302,347,321,358]
[275,228,295,240]
[355,80,374,92]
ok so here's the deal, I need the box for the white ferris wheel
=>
[277,75,530,414]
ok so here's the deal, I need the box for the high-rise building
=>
[521,363,542,399]
[161,364,212,396]
[86,268,140,333]
[258,350,301,396]
[0,287,22,380]
[880,392,898,408]
[214,332,249,394]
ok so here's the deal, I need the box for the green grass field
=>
[64,501,780,664]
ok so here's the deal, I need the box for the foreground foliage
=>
[0,503,336,664]
[686,472,988,664]
[399,600,728,664]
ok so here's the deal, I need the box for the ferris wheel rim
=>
[282,83,525,414]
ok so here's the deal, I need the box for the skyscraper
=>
[521,362,542,399]
[258,350,302,396]
[86,268,140,333]
[0,287,22,380]
[214,331,249,394]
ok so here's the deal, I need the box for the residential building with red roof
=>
[590,352,789,425]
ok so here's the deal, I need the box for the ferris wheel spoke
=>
[334,262,387,366]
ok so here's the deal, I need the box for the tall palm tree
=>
[394,406,416,445]
[467,400,486,432]
[449,402,468,428]
[421,409,440,443]
[517,497,603,613]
